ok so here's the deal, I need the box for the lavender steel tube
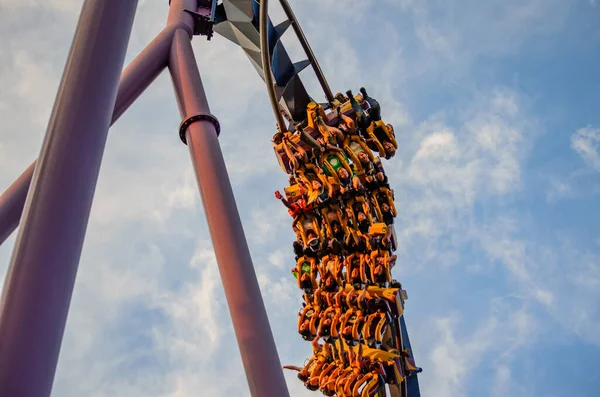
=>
[0,162,36,245]
[0,1,138,396]
[0,25,174,247]
[168,26,290,397]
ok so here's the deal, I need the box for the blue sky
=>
[1,0,599,396]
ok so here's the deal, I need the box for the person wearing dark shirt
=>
[357,212,371,234]
[359,87,381,122]
[372,234,392,252]
[372,255,388,285]
[345,232,369,254]
[337,167,352,190]
[364,123,397,159]
[364,175,379,192]
[299,271,313,291]
[347,89,371,131]
[372,159,389,186]
[379,201,395,247]
[323,219,344,255]
[357,151,388,190]
[357,151,375,175]
[380,202,394,226]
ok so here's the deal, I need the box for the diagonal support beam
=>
[0,24,176,247]
[0,162,36,246]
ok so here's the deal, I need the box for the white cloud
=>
[478,223,600,347]
[419,298,537,397]
[546,178,574,203]
[387,88,534,273]
[492,365,512,397]
[571,125,600,171]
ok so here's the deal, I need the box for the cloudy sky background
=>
[1,0,600,396]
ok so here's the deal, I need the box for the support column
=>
[0,25,174,247]
[0,1,138,396]
[168,27,290,397]
[0,162,36,245]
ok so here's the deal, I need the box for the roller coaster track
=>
[216,1,422,395]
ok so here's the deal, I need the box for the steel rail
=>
[259,0,288,133]
[279,0,334,104]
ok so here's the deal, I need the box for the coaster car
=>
[364,120,398,160]
[342,285,406,319]
[344,228,371,256]
[339,309,366,345]
[345,195,374,234]
[341,346,387,397]
[298,302,321,341]
[370,186,397,224]
[318,254,344,291]
[295,213,323,254]
[369,250,396,287]
[306,101,330,131]
[320,203,348,242]
[272,99,370,173]
[334,341,406,387]
[321,150,354,187]
[317,306,343,341]
[281,183,306,203]
[315,114,345,146]
[293,255,319,292]
[345,253,370,289]
[272,131,309,172]
[343,135,376,178]
[283,344,331,391]
[363,312,389,349]
[296,164,334,205]
[354,372,385,397]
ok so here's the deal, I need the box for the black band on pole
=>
[179,113,221,144]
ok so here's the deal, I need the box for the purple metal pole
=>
[0,162,36,245]
[168,12,290,397]
[112,26,179,122]
[0,1,138,396]
[0,25,174,247]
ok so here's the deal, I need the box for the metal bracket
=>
[179,113,221,144]
[168,0,215,39]
[183,9,214,40]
